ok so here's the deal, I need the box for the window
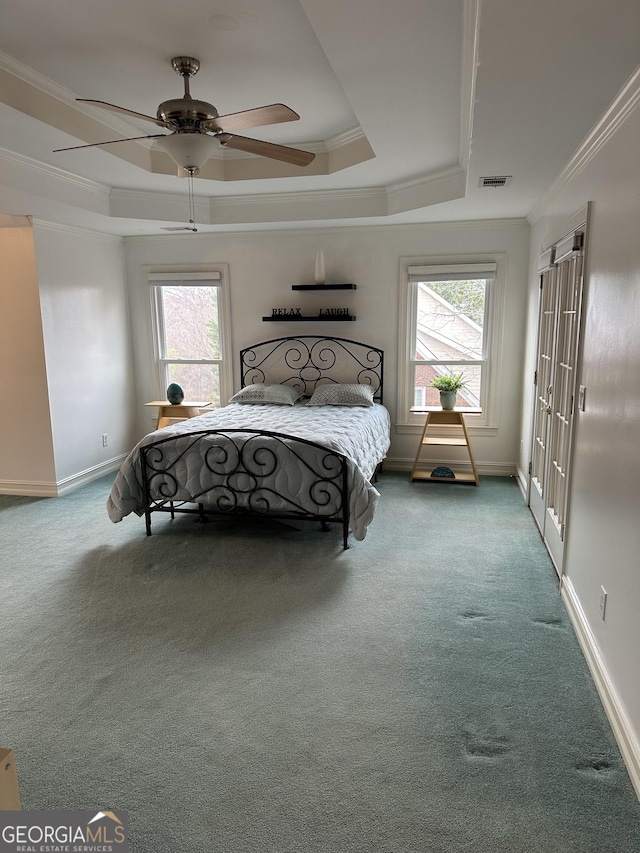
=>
[149,270,232,407]
[398,259,503,427]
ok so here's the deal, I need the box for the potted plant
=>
[430,372,466,410]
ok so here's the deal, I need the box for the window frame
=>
[148,268,233,407]
[397,255,506,432]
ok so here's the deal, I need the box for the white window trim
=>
[147,267,233,405]
[397,254,507,433]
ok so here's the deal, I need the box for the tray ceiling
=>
[0,0,637,234]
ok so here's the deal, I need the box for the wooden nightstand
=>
[410,406,481,485]
[145,401,211,430]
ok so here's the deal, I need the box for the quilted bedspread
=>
[107,402,391,541]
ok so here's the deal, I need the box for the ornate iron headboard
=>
[239,336,384,404]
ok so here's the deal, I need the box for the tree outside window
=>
[413,278,487,408]
[151,274,228,407]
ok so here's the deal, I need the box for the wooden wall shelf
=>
[265,282,357,321]
[262,315,356,322]
[291,283,357,291]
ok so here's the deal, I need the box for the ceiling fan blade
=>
[205,103,299,133]
[77,99,167,128]
[219,133,315,166]
[53,134,166,152]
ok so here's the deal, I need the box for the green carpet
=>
[1,473,639,852]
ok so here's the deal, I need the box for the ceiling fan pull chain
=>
[187,170,197,231]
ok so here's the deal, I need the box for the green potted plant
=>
[430,372,466,410]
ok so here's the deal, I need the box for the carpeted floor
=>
[1,472,639,852]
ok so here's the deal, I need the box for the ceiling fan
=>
[53,56,316,175]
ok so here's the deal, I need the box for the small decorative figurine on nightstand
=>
[166,383,184,404]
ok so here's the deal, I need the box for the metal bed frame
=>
[137,336,384,549]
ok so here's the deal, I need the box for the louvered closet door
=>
[529,233,584,577]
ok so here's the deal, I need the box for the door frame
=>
[527,204,591,578]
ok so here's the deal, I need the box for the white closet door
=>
[529,264,557,537]
[529,233,584,576]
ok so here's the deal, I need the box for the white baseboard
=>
[561,576,640,801]
[0,460,127,498]
[0,480,58,497]
[56,455,127,495]
[0,456,126,497]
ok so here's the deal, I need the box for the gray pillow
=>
[229,383,302,406]
[307,383,374,407]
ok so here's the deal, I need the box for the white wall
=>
[520,71,640,792]
[124,219,530,471]
[0,217,56,493]
[32,223,136,489]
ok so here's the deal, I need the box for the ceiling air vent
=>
[479,175,512,188]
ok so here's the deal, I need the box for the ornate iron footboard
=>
[139,428,352,549]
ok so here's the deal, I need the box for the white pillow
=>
[229,383,302,406]
[307,383,374,407]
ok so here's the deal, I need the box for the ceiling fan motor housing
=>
[159,56,219,131]
[157,98,219,131]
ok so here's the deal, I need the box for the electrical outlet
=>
[599,586,607,621]
[102,433,108,447]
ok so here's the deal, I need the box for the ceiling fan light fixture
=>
[154,133,218,171]
[57,57,315,172]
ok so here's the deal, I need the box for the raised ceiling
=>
[0,0,637,234]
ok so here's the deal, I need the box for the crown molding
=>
[387,166,466,214]
[211,185,386,224]
[105,165,472,226]
[30,217,124,243]
[0,146,110,195]
[528,65,640,224]
[325,126,367,151]
[460,0,482,172]
[112,184,386,226]
[387,164,464,195]
[213,185,383,208]
[0,51,79,106]
[109,186,211,224]
[124,215,529,244]
[0,50,146,139]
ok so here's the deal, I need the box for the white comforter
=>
[107,402,390,541]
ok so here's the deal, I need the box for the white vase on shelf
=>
[314,250,326,285]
